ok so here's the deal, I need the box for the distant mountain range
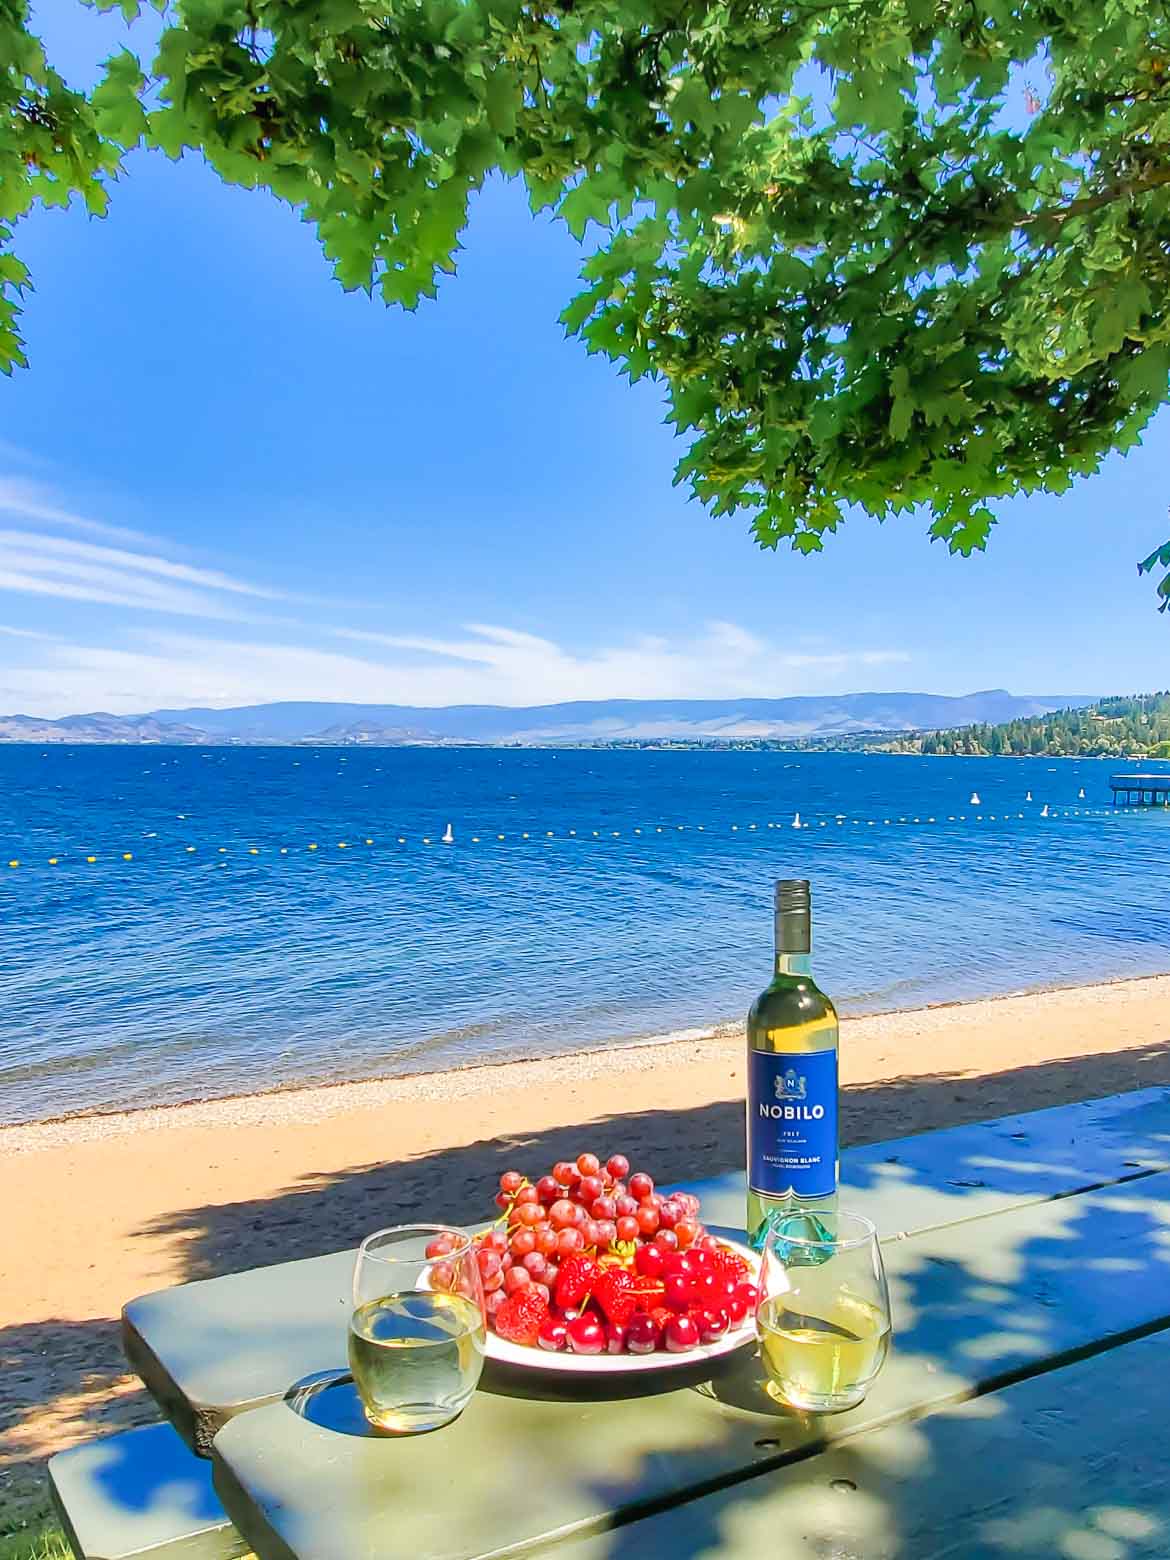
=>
[0,691,1097,746]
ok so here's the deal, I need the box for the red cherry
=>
[530,1282,551,1305]
[594,1221,615,1251]
[513,1185,539,1206]
[535,1175,560,1204]
[658,1201,682,1230]
[494,1191,513,1210]
[510,1229,537,1258]
[577,1174,605,1204]
[542,1260,559,1287]
[516,1203,545,1227]
[535,1227,559,1257]
[615,1194,639,1218]
[549,1199,579,1230]
[522,1251,547,1276]
[482,1267,504,1292]
[576,1153,601,1177]
[615,1215,639,1243]
[556,1227,585,1257]
[640,1192,664,1211]
[663,1273,693,1312]
[628,1172,654,1200]
[697,1234,721,1255]
[653,1229,679,1251]
[552,1161,579,1186]
[697,1307,730,1343]
[583,1219,603,1249]
[665,1315,701,1352]
[425,1233,456,1259]
[537,1316,567,1351]
[591,1196,617,1221]
[606,1154,630,1180]
[499,1170,524,1194]
[486,1229,509,1254]
[610,1181,628,1202]
[605,1321,628,1355]
[485,1289,507,1320]
[504,1267,531,1293]
[430,1261,455,1290]
[634,1243,666,1280]
[566,1314,606,1355]
[625,1312,660,1354]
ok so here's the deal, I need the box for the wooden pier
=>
[1111,773,1170,807]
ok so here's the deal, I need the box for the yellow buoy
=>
[365,838,373,845]
[280,847,288,854]
[7,859,18,868]
[48,857,58,865]
[123,852,133,861]
[86,855,96,863]
[308,843,318,850]
[338,842,347,848]
[249,848,259,855]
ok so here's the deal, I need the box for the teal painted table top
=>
[117,1087,1170,1559]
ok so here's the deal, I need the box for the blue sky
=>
[1,2,1167,717]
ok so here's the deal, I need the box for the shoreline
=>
[4,967,1169,1152]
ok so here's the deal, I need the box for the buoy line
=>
[0,805,1126,868]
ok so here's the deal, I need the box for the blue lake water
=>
[0,745,1167,1124]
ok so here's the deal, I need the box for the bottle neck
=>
[774,951,813,979]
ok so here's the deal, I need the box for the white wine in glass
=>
[349,1225,486,1434]
[757,1210,890,1413]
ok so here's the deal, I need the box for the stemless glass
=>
[349,1224,486,1434]
[756,1210,891,1413]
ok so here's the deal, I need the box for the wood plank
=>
[48,1422,250,1560]
[553,1327,1170,1560]
[209,1169,1170,1560]
[123,1087,1170,1453]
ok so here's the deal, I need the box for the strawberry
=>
[555,1253,601,1311]
[649,1304,675,1335]
[710,1246,751,1286]
[594,1267,638,1326]
[629,1277,666,1313]
[494,1287,551,1346]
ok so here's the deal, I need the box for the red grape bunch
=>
[427,1151,759,1356]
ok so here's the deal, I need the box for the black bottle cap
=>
[774,879,811,954]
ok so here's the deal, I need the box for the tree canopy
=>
[4,0,1169,602]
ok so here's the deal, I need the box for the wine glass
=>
[756,1210,891,1413]
[349,1224,486,1434]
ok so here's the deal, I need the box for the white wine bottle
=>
[746,879,839,1250]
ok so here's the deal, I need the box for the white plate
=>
[484,1237,759,1374]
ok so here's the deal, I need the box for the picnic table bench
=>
[50,1086,1170,1560]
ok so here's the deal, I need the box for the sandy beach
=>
[2,971,1169,1529]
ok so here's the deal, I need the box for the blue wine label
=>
[748,1049,838,1199]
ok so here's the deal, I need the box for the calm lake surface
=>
[1,745,1167,1124]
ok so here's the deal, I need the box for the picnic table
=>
[50,1086,1170,1560]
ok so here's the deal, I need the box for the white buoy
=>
[792,811,803,829]
[1078,788,1085,800]
[441,823,454,844]
[1040,804,1049,818]
[969,791,981,805]
[1025,791,1032,802]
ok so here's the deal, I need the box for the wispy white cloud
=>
[0,623,59,641]
[0,482,289,620]
[0,621,911,717]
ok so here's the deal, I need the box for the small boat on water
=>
[1025,791,1032,802]
[969,791,981,805]
[441,823,454,844]
[1040,804,1050,818]
[1078,788,1086,800]
[792,812,803,829]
